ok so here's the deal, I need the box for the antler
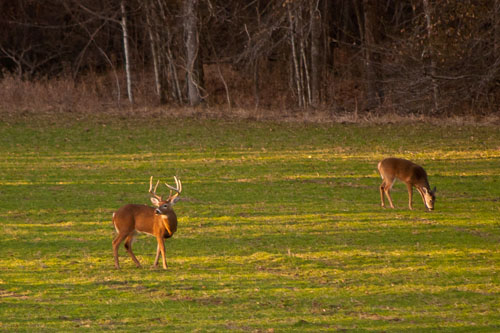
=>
[149,176,162,201]
[165,176,182,199]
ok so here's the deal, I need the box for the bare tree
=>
[286,0,321,108]
[362,0,383,110]
[287,3,304,107]
[120,0,133,104]
[422,0,438,113]
[145,0,161,99]
[309,0,321,107]
[184,0,202,106]
[495,0,500,60]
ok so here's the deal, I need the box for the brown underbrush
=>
[1,71,498,126]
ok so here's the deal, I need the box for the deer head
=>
[149,176,182,215]
[422,186,436,211]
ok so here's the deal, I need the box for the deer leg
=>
[406,183,414,210]
[379,181,386,208]
[384,178,396,208]
[124,234,142,268]
[156,236,167,269]
[112,233,128,269]
[154,243,160,267]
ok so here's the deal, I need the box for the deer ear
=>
[150,197,160,207]
[171,196,180,205]
[432,186,437,193]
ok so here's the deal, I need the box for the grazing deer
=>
[112,176,182,269]
[378,157,436,211]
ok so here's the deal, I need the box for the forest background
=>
[1,0,500,118]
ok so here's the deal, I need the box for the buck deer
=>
[112,176,182,269]
[378,157,436,211]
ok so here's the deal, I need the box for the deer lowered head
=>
[420,186,436,211]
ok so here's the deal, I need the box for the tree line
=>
[1,0,499,115]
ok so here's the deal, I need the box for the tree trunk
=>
[301,39,312,106]
[422,0,439,113]
[184,0,202,106]
[120,0,133,104]
[321,0,331,103]
[288,4,303,107]
[154,0,177,104]
[145,0,161,99]
[362,0,383,110]
[495,0,500,60]
[310,0,321,106]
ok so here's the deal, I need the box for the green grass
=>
[0,114,499,331]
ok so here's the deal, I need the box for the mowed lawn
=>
[0,114,499,332]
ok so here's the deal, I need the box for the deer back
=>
[379,157,430,188]
[113,204,156,235]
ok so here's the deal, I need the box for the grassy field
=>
[0,114,499,332]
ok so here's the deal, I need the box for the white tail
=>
[377,158,436,211]
[112,176,182,269]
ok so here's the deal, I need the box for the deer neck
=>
[157,213,176,237]
[415,180,430,193]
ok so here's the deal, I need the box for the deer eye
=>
[162,204,168,208]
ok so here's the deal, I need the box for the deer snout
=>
[155,208,162,215]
